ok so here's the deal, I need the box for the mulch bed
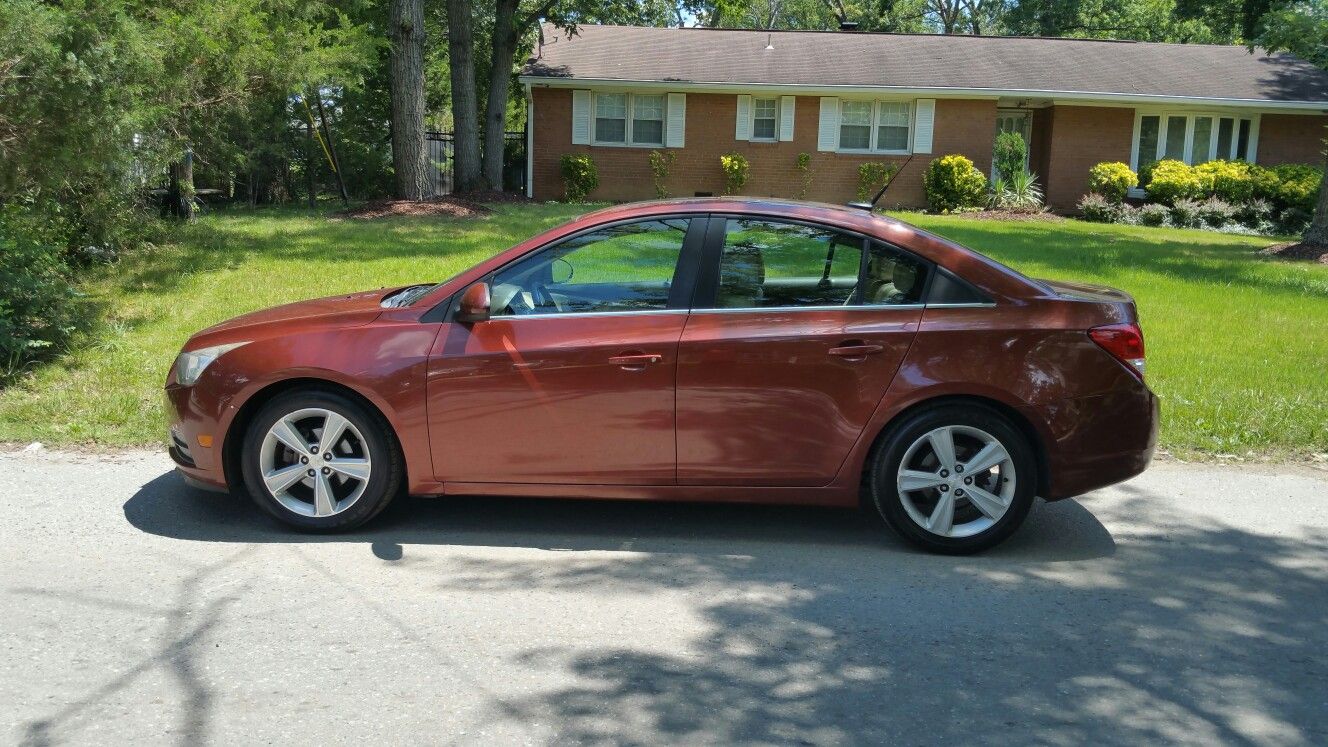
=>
[335,191,531,220]
[1260,241,1328,264]
[953,209,1065,223]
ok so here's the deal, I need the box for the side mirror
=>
[455,281,491,324]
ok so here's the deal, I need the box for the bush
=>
[857,162,899,201]
[1146,160,1203,204]
[1235,198,1272,228]
[1088,162,1138,204]
[0,211,79,377]
[1269,163,1322,213]
[1197,197,1235,228]
[923,154,987,212]
[1278,207,1312,235]
[795,152,812,199]
[990,170,1044,212]
[1138,203,1170,227]
[720,152,749,195]
[1193,160,1254,203]
[559,154,599,201]
[1077,193,1120,223]
[1169,198,1204,228]
[1249,164,1281,203]
[648,150,675,199]
[993,132,1026,182]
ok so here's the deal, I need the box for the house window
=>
[593,92,667,147]
[752,98,778,140]
[838,100,912,153]
[1134,112,1256,173]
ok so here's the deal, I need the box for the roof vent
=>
[839,21,859,31]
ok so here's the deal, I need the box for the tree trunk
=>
[447,0,484,193]
[166,148,195,220]
[1303,151,1328,246]
[389,0,430,200]
[305,119,317,208]
[481,0,521,191]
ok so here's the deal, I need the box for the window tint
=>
[490,219,688,316]
[712,219,860,309]
[862,242,930,306]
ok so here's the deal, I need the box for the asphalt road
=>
[2,449,1326,746]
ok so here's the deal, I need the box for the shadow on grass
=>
[119,471,1328,744]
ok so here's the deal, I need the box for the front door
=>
[427,217,699,485]
[675,216,926,486]
[994,110,1032,177]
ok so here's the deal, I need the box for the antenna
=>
[847,155,914,211]
[764,34,774,50]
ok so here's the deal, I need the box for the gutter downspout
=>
[525,81,534,199]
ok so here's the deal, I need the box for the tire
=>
[868,404,1036,554]
[240,389,403,532]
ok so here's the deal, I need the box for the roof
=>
[522,24,1328,106]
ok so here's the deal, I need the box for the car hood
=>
[189,288,398,345]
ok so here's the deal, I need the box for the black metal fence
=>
[425,130,526,196]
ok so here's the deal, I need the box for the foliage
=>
[796,152,813,200]
[559,154,599,201]
[1146,160,1204,204]
[720,152,750,195]
[1268,163,1323,214]
[1169,197,1204,228]
[922,155,987,212]
[1077,193,1120,223]
[857,162,900,201]
[1235,197,1273,228]
[1196,196,1235,227]
[989,169,1044,212]
[648,150,676,199]
[1139,203,1171,227]
[0,209,79,378]
[992,132,1027,182]
[1193,160,1254,203]
[1088,162,1139,204]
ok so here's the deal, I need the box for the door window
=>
[490,219,689,316]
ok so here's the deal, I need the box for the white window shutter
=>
[779,96,795,141]
[666,93,686,148]
[912,99,936,154]
[571,90,591,145]
[817,97,839,151]
[735,94,753,141]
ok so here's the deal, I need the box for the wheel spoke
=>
[327,458,370,482]
[927,492,956,535]
[317,411,350,454]
[313,472,337,516]
[962,441,1009,475]
[270,417,312,455]
[263,464,307,495]
[964,484,1009,520]
[898,469,946,492]
[927,427,957,470]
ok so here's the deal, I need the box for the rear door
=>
[675,215,927,486]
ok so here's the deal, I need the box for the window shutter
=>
[571,90,591,145]
[666,93,686,148]
[912,99,936,154]
[779,96,795,141]
[735,95,753,141]
[817,97,839,151]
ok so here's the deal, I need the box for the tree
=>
[447,0,486,192]
[390,0,431,199]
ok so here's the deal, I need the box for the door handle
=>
[828,344,883,358]
[608,353,662,369]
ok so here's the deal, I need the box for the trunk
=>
[305,119,317,208]
[447,0,484,193]
[313,92,350,206]
[389,0,430,200]
[481,0,520,191]
[166,148,195,220]
[1303,152,1328,246]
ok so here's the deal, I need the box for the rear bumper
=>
[1029,385,1160,500]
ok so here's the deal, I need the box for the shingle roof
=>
[523,24,1328,104]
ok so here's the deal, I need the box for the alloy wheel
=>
[895,425,1016,538]
[259,407,372,518]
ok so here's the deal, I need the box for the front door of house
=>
[994,110,1032,177]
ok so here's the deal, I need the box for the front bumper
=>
[165,382,230,491]
[1031,385,1160,500]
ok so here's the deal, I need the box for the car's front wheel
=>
[240,389,402,531]
[869,404,1036,554]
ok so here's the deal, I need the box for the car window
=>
[862,241,929,306]
[490,218,689,316]
[711,218,863,309]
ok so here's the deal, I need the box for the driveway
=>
[2,450,1326,746]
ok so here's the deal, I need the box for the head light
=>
[175,342,248,386]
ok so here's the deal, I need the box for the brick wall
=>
[1257,113,1328,166]
[1042,105,1136,211]
[530,88,996,208]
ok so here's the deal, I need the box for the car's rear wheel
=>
[240,389,402,531]
[869,404,1036,554]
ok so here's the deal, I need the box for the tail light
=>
[1089,323,1146,379]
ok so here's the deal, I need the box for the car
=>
[165,198,1158,553]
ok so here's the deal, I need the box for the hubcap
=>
[896,425,1016,538]
[259,407,372,518]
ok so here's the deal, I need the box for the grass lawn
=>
[0,203,1325,460]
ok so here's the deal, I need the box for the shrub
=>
[1235,198,1272,228]
[720,152,749,195]
[1249,164,1281,203]
[1169,198,1204,229]
[993,131,1026,182]
[1138,203,1170,227]
[1146,160,1203,204]
[857,162,899,201]
[648,150,675,199]
[1077,193,1120,223]
[0,211,79,378]
[1087,162,1138,204]
[559,154,598,201]
[1193,160,1254,203]
[1117,204,1141,225]
[795,152,813,199]
[1197,196,1235,227]
[1278,207,1312,235]
[1269,163,1322,213]
[1138,160,1158,188]
[923,154,987,212]
[991,170,1044,212]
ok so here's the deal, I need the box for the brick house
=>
[519,25,1328,210]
